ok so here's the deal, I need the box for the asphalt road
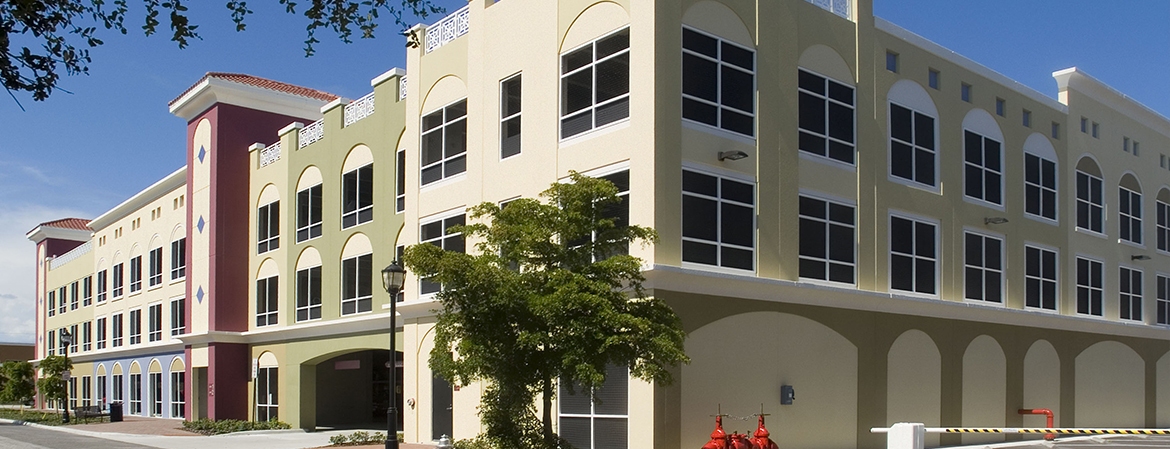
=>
[0,422,154,449]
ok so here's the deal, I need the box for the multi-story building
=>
[25,0,1170,447]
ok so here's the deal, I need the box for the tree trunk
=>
[542,377,554,448]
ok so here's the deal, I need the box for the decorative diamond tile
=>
[197,216,205,233]
[196,286,205,304]
[197,146,206,163]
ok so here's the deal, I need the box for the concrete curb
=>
[0,417,162,440]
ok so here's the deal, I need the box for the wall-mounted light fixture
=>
[718,150,749,161]
[984,217,1009,225]
[780,385,795,405]
[1132,255,1152,261]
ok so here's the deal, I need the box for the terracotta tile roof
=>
[169,72,340,106]
[30,218,91,233]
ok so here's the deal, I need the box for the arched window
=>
[681,3,755,138]
[1023,134,1058,222]
[257,184,280,253]
[296,166,323,242]
[1118,173,1143,244]
[256,258,279,327]
[295,247,323,322]
[1075,157,1104,234]
[887,80,939,189]
[342,146,374,228]
[798,45,855,164]
[340,234,373,315]
[961,109,1005,206]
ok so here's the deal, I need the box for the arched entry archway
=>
[301,347,401,430]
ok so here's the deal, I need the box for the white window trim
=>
[1157,200,1170,255]
[1022,152,1059,226]
[1023,242,1060,313]
[680,164,757,275]
[797,189,857,287]
[797,67,855,164]
[1118,185,1144,246]
[256,275,280,326]
[146,301,164,343]
[559,26,631,142]
[499,73,523,160]
[887,210,940,299]
[341,164,375,230]
[886,100,941,194]
[169,296,186,336]
[1155,272,1170,326]
[1074,254,1106,318]
[961,228,1005,306]
[961,129,1006,210]
[417,207,468,299]
[295,264,324,323]
[1118,264,1144,322]
[421,98,469,186]
[1075,170,1106,236]
[296,184,325,243]
[682,26,757,138]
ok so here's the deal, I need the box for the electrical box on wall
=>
[780,385,795,405]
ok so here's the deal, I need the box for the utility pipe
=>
[1017,408,1055,441]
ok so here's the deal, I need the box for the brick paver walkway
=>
[66,415,195,436]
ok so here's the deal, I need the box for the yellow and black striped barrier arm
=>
[933,427,1170,435]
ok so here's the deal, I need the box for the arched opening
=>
[302,348,401,431]
[257,352,279,422]
[170,357,186,419]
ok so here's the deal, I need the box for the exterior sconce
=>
[1132,255,1152,261]
[984,217,1009,225]
[780,385,795,405]
[718,151,749,161]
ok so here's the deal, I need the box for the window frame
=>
[1023,152,1058,223]
[147,303,162,342]
[962,129,1004,207]
[681,26,756,138]
[296,265,323,322]
[128,308,142,345]
[797,192,856,286]
[340,254,373,315]
[420,99,469,187]
[797,68,856,165]
[1118,185,1143,245]
[96,316,107,350]
[256,275,279,327]
[500,74,523,159]
[888,212,939,298]
[558,365,628,449]
[681,167,756,273]
[82,276,93,307]
[1075,170,1105,235]
[1119,265,1143,322]
[257,200,281,253]
[111,313,123,347]
[170,297,186,336]
[560,27,631,140]
[341,163,374,229]
[296,184,324,242]
[171,371,186,418]
[419,210,467,296]
[97,269,108,302]
[1157,199,1170,254]
[1075,255,1105,317]
[962,230,1004,304]
[170,238,186,281]
[887,101,939,190]
[396,150,406,213]
[148,247,164,287]
[1024,244,1058,312]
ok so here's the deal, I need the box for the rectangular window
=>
[1076,257,1104,316]
[129,373,142,415]
[112,313,123,347]
[257,201,280,253]
[171,371,186,418]
[129,257,142,293]
[112,374,123,403]
[1052,122,1060,139]
[500,74,522,158]
[964,232,1003,303]
[82,321,92,351]
[798,69,855,164]
[396,150,406,213]
[82,276,92,307]
[81,376,91,407]
[1024,153,1057,221]
[1076,170,1104,233]
[995,98,1005,116]
[885,51,898,72]
[150,372,163,416]
[1124,137,1131,153]
[341,255,372,315]
[171,238,186,280]
[964,130,1003,205]
[129,309,141,345]
[561,28,630,139]
[47,330,55,356]
[97,375,107,405]
[889,103,937,186]
[148,304,162,342]
[48,291,55,317]
[1120,267,1143,321]
[682,170,755,271]
[1119,187,1143,244]
[170,298,186,336]
[1092,122,1099,138]
[148,247,163,287]
[1134,141,1141,156]
[420,214,467,295]
[1080,117,1088,133]
[297,185,323,242]
[58,287,66,314]
[1158,275,1170,325]
[1158,200,1170,252]
[928,68,939,89]
[1022,109,1031,127]
[890,215,937,295]
[798,195,855,284]
[961,83,972,102]
[342,164,374,228]
[70,282,78,310]
[559,364,628,449]
[296,266,322,322]
[97,270,107,301]
[1025,246,1057,310]
[69,377,77,409]
[96,317,107,350]
[256,367,279,422]
[256,276,279,326]
[69,324,77,353]
[421,100,468,185]
[682,27,756,137]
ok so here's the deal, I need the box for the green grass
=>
[0,408,68,426]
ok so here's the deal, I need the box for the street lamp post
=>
[59,329,73,424]
[381,261,406,449]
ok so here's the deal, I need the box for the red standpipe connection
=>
[1018,408,1055,441]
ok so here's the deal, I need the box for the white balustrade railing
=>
[425,5,470,54]
[300,119,324,148]
[50,241,92,270]
[806,0,852,20]
[260,142,281,167]
[344,92,376,127]
[399,76,408,101]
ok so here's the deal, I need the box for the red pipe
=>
[1018,408,1055,440]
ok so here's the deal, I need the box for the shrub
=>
[181,418,291,435]
[328,431,397,446]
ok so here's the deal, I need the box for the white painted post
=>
[887,423,925,449]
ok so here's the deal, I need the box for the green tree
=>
[1,0,443,104]
[403,172,689,449]
[1,361,37,413]
[35,355,71,410]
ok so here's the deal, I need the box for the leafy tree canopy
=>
[1,0,442,104]
[403,172,689,449]
[0,361,36,407]
[35,355,71,404]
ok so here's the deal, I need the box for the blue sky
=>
[0,0,1166,343]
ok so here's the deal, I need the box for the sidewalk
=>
[0,415,435,449]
